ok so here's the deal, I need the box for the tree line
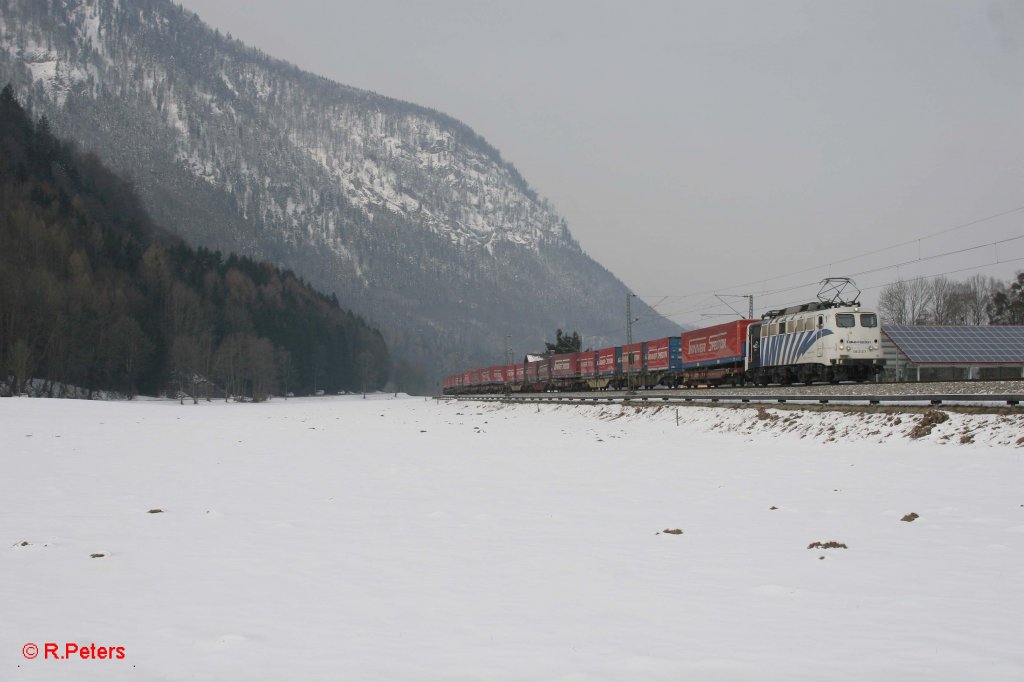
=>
[0,85,390,399]
[877,272,1024,325]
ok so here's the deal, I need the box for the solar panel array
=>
[882,325,1024,364]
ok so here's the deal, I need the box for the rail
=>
[439,392,1022,407]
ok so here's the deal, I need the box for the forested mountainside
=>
[0,86,390,399]
[0,0,676,390]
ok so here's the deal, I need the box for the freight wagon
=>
[679,319,756,386]
[593,347,621,389]
[642,336,684,388]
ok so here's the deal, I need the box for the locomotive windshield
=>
[835,313,855,328]
[860,313,878,327]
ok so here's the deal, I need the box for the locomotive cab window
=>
[779,321,787,334]
[860,313,878,328]
[836,313,855,328]
[816,315,824,329]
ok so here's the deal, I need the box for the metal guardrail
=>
[443,393,1022,407]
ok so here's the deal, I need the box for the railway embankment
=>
[466,395,1024,448]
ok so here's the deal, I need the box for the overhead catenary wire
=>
[665,254,1024,326]
[648,230,1024,323]
[636,203,1024,308]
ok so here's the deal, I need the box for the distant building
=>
[880,325,1024,382]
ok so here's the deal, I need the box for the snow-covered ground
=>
[3,396,1022,681]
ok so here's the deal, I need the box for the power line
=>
[634,202,1024,309]
[677,255,1024,326]
[654,231,1023,323]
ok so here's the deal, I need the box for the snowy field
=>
[3,395,1022,681]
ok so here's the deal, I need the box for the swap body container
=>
[620,342,646,375]
[513,364,525,383]
[537,357,551,382]
[597,347,621,377]
[526,358,551,383]
[464,368,483,388]
[682,320,757,367]
[552,353,581,379]
[645,337,683,372]
[578,351,598,379]
[504,364,518,384]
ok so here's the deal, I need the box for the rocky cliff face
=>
[0,0,675,388]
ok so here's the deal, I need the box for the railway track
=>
[440,379,1024,408]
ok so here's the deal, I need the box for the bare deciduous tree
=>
[906,278,934,324]
[878,279,909,324]
[878,278,932,324]
[963,274,993,325]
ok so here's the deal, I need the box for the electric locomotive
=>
[745,303,885,385]
[743,278,885,385]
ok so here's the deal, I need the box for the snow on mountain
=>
[3,396,1022,680]
[0,0,675,385]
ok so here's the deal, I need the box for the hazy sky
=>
[178,0,1024,325]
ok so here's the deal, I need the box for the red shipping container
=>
[537,358,550,381]
[682,320,757,365]
[551,352,580,378]
[488,365,506,383]
[597,347,619,377]
[645,338,670,372]
[621,342,644,374]
[514,364,525,382]
[578,351,598,378]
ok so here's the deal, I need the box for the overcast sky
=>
[178,0,1024,325]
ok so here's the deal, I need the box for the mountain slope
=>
[0,85,390,398]
[0,0,676,389]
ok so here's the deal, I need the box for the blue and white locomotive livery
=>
[745,302,885,385]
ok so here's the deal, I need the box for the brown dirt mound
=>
[909,410,949,439]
